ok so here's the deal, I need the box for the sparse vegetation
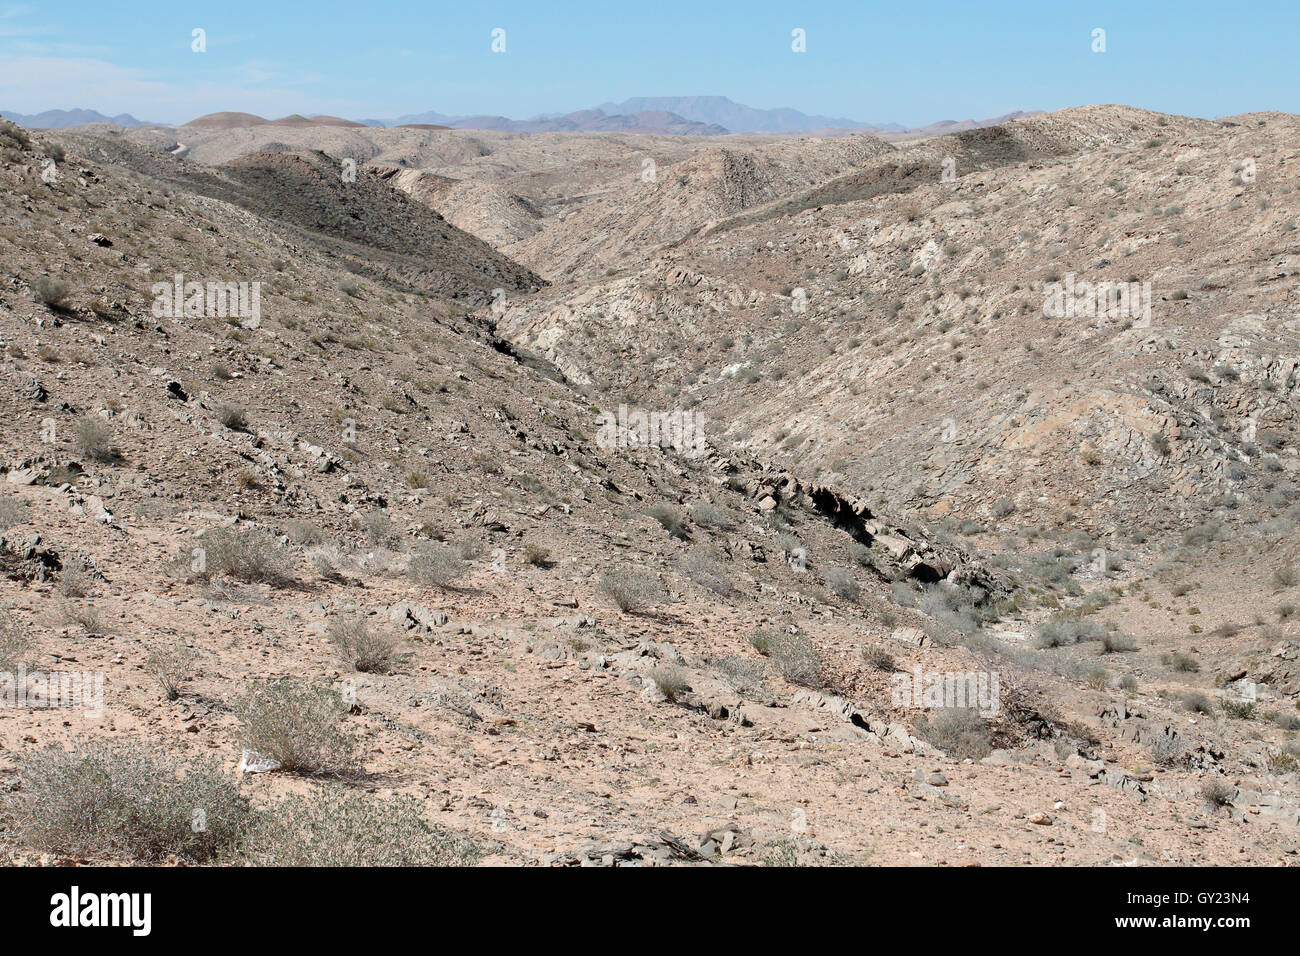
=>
[15,742,250,862]
[407,543,468,588]
[144,643,197,700]
[648,504,689,540]
[649,664,690,703]
[0,498,28,531]
[327,613,406,673]
[33,277,70,309]
[681,551,732,596]
[245,788,480,866]
[913,708,992,759]
[73,417,117,462]
[191,526,294,586]
[751,628,824,688]
[234,681,359,776]
[0,610,32,671]
[599,569,668,612]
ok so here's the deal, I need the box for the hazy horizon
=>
[2,0,1296,127]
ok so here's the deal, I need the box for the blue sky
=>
[0,0,1295,125]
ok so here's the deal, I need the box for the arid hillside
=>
[1,106,1298,867]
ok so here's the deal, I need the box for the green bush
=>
[406,543,468,588]
[234,681,359,775]
[14,742,250,862]
[681,551,732,596]
[246,788,481,866]
[752,629,824,688]
[912,708,992,759]
[599,569,667,612]
[192,526,294,586]
[327,613,406,673]
[648,504,689,540]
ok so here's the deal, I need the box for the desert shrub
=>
[1272,712,1300,731]
[1199,778,1235,809]
[1182,691,1214,714]
[306,544,346,579]
[217,405,247,430]
[777,532,805,562]
[912,708,992,759]
[406,543,468,588]
[523,541,552,567]
[749,628,778,655]
[73,417,117,462]
[33,277,70,309]
[1101,632,1137,653]
[1074,661,1110,690]
[890,581,917,607]
[192,526,294,586]
[1221,699,1255,720]
[327,613,405,673]
[1272,565,1298,589]
[920,584,983,635]
[14,742,250,862]
[285,520,325,546]
[710,654,767,694]
[823,568,860,602]
[1279,604,1297,620]
[246,789,480,866]
[0,610,32,671]
[234,681,359,776]
[449,536,484,561]
[649,664,690,703]
[1035,615,1104,648]
[62,602,109,635]
[1150,733,1187,766]
[1181,520,1222,549]
[56,557,95,598]
[144,643,197,700]
[1170,652,1200,673]
[0,498,28,531]
[681,551,732,596]
[648,504,688,540]
[599,569,667,612]
[752,630,824,688]
[861,645,896,671]
[690,501,732,529]
[358,509,396,546]
[1267,742,1300,773]
[848,540,873,568]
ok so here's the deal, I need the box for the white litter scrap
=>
[238,749,282,774]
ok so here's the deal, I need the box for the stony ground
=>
[1,107,1297,866]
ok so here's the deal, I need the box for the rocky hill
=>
[1,107,1298,867]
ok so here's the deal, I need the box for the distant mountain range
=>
[5,99,1041,136]
[374,97,874,134]
[595,96,884,133]
[358,107,725,136]
[0,107,148,128]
